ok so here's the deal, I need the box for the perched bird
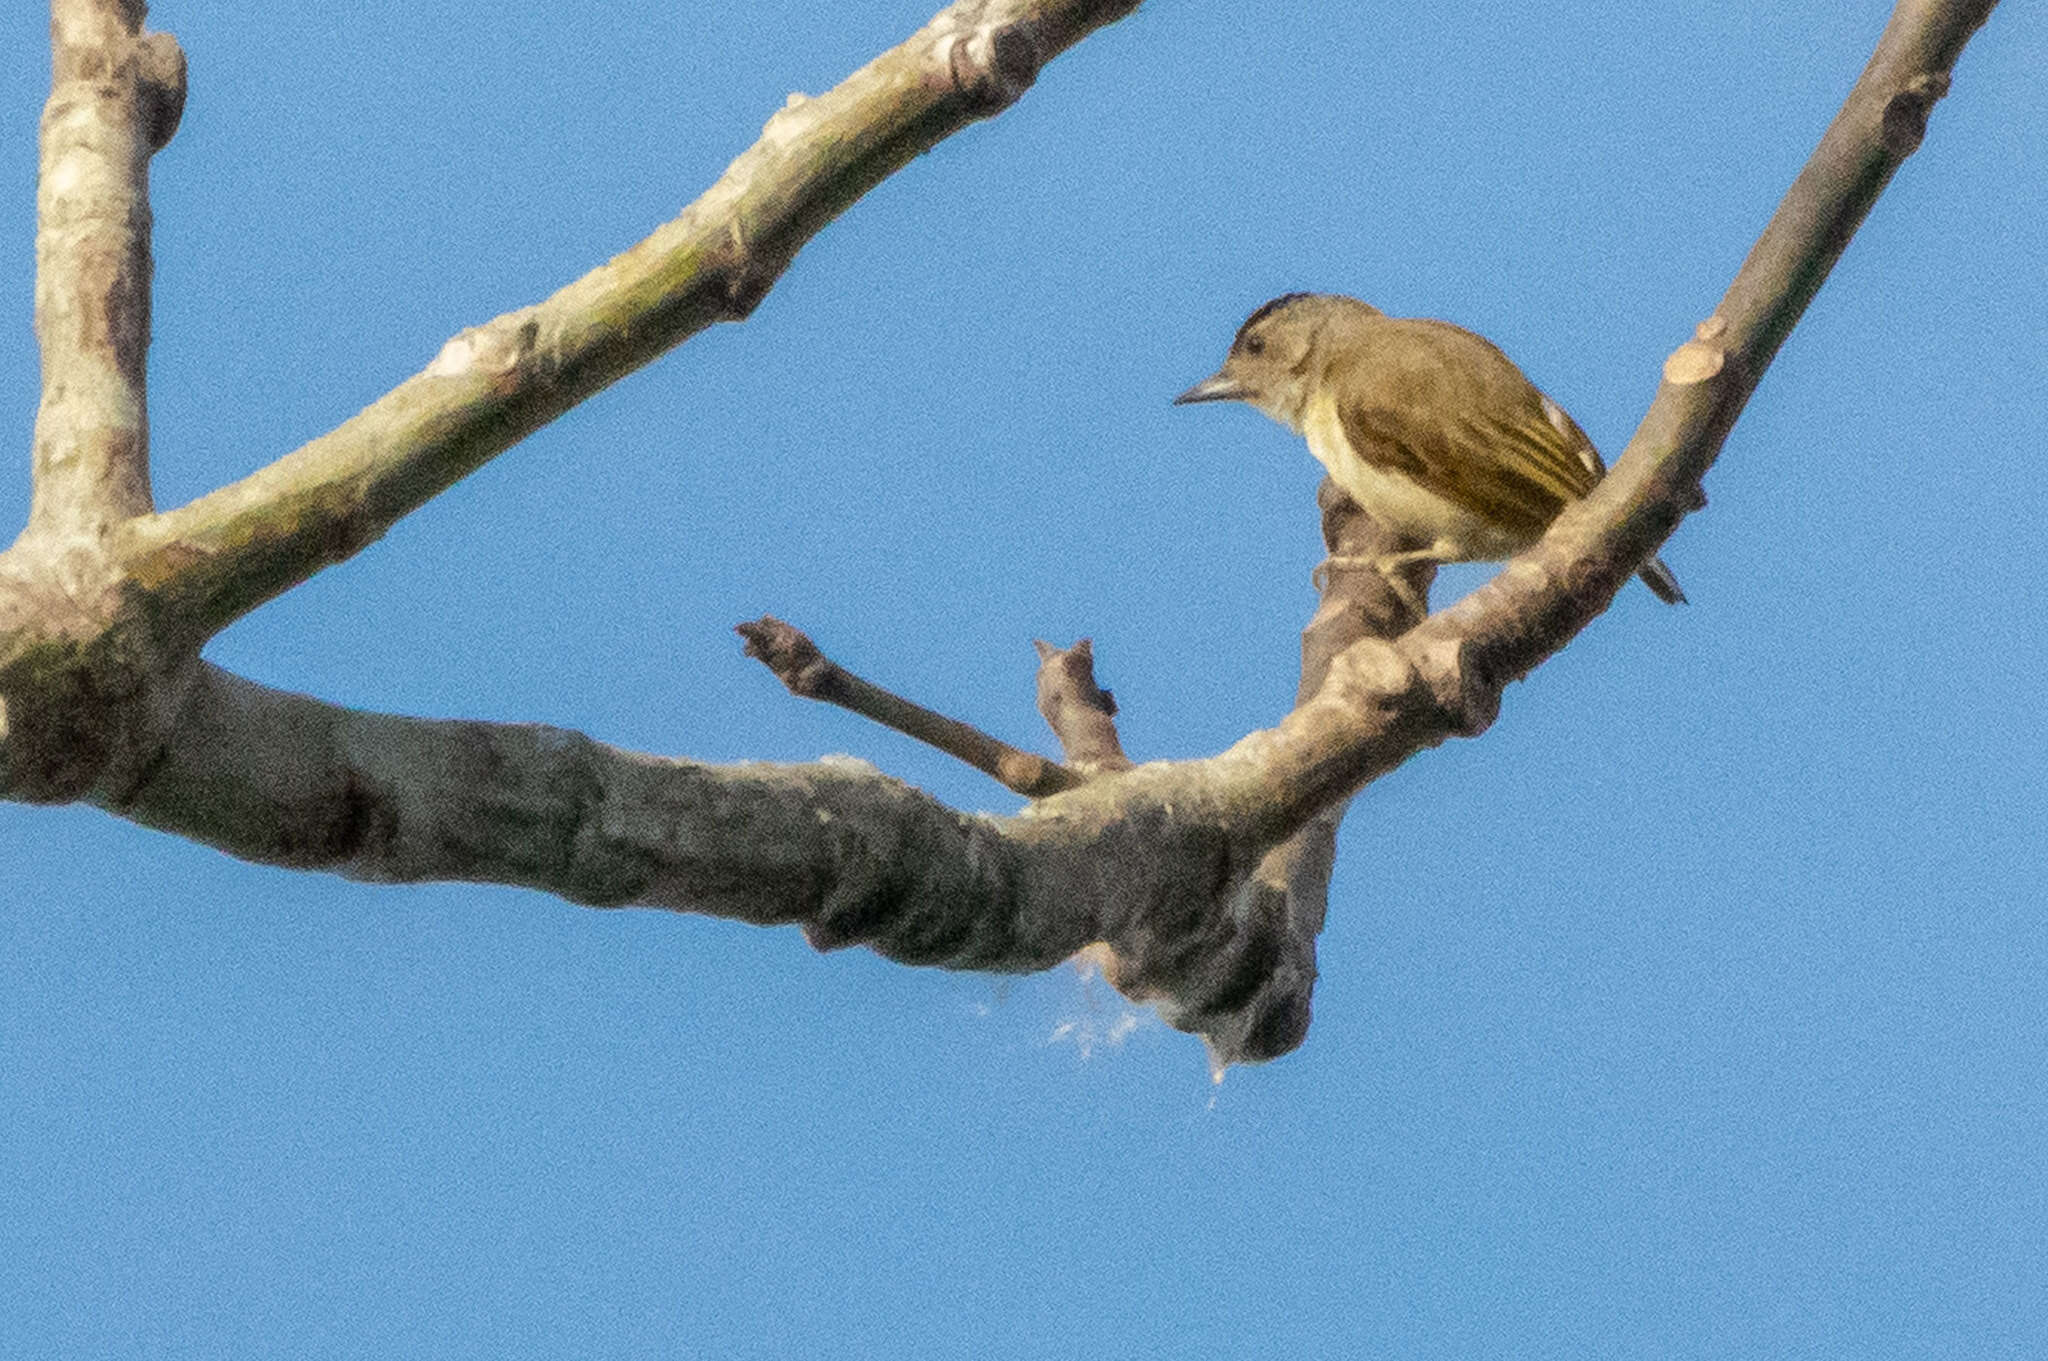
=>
[1175,292,1684,614]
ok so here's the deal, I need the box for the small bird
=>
[1175,292,1684,615]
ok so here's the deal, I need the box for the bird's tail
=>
[1638,556,1687,606]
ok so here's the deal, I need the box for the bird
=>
[1174,292,1684,616]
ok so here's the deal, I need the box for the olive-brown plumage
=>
[1175,293,1684,611]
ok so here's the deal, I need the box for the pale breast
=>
[1301,394,1530,561]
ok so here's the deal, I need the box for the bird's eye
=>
[1243,335,1266,356]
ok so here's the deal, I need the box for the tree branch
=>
[737,615,1082,798]
[27,1,184,536]
[0,0,2007,1068]
[113,0,1140,650]
[1031,638,1132,775]
[103,661,1315,1061]
[1175,486,1428,1063]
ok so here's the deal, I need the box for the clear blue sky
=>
[4,2,2046,1356]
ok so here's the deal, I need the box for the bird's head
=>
[1173,292,1380,431]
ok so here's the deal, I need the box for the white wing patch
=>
[1542,392,1603,478]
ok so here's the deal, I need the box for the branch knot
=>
[1882,71,1951,155]
[736,616,844,701]
[1407,634,1500,739]
[425,315,541,391]
[943,21,1045,113]
[135,32,186,153]
[1662,336,1726,387]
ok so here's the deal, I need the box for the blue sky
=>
[4,2,2046,1355]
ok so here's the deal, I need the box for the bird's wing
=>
[1332,400,1585,540]
[1332,326,1603,538]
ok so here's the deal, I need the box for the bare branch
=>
[1304,479,1431,684]
[27,2,185,536]
[1247,484,1431,901]
[737,616,1081,798]
[100,661,1313,1062]
[114,0,1141,649]
[1032,638,1131,775]
[107,664,1073,954]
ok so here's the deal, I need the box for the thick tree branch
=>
[113,0,1140,650]
[111,664,1050,948]
[27,1,184,536]
[1190,486,1427,1061]
[737,615,1082,798]
[102,661,1312,1061]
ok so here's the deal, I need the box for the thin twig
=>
[1032,638,1132,774]
[737,617,1082,798]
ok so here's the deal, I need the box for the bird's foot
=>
[1311,553,1378,595]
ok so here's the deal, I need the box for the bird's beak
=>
[1173,372,1248,405]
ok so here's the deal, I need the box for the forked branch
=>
[737,615,1085,798]
[0,0,2006,1066]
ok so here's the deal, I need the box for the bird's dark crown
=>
[1231,292,1317,349]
